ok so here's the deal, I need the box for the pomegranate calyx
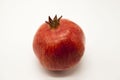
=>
[45,15,62,29]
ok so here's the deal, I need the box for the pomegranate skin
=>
[33,19,85,71]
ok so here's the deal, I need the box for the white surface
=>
[0,0,120,80]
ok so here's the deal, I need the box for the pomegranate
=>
[33,15,85,71]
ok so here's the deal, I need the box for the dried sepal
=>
[45,15,62,28]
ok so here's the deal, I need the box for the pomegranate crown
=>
[45,15,62,28]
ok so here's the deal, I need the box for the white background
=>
[0,0,120,80]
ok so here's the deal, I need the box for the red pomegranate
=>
[33,15,85,71]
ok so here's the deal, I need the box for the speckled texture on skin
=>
[33,19,85,71]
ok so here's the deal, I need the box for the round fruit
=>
[33,15,85,71]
